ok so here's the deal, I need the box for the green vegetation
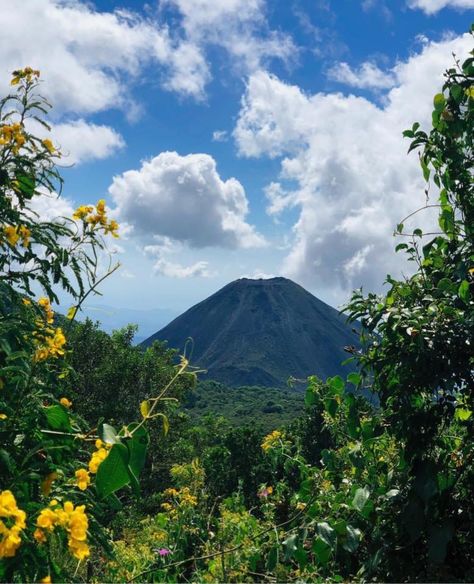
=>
[184,380,305,430]
[0,29,473,583]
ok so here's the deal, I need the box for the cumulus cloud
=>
[407,0,474,13]
[0,0,294,116]
[110,151,266,249]
[51,120,124,165]
[0,0,185,111]
[164,0,296,73]
[234,33,472,297]
[327,61,396,90]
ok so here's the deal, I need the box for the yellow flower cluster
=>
[75,469,91,491]
[88,439,111,474]
[73,199,119,238]
[35,500,89,560]
[0,122,26,154]
[261,430,283,452]
[0,490,26,558]
[11,67,40,85]
[161,486,198,517]
[38,297,54,324]
[33,327,66,362]
[1,224,31,248]
[32,297,67,362]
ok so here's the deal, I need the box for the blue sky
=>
[2,0,473,324]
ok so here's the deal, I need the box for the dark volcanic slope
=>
[142,277,359,387]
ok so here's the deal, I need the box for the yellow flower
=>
[42,138,55,153]
[18,225,31,248]
[261,430,283,452]
[34,528,47,543]
[36,501,90,560]
[88,444,110,474]
[0,414,7,420]
[11,67,40,85]
[0,490,26,558]
[72,205,94,221]
[40,576,51,583]
[75,469,91,491]
[3,225,19,246]
[60,397,72,408]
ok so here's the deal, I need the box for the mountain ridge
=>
[142,277,359,387]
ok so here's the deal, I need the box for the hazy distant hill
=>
[77,304,177,344]
[142,277,360,387]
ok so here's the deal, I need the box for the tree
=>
[346,32,474,578]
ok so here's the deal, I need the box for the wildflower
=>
[72,205,93,221]
[0,414,7,420]
[11,67,40,85]
[160,502,173,512]
[3,225,19,246]
[75,469,91,491]
[34,327,66,362]
[60,397,72,408]
[295,502,306,511]
[42,138,55,153]
[158,548,171,556]
[257,485,273,498]
[40,576,51,583]
[38,297,54,324]
[0,490,26,558]
[261,430,282,452]
[18,225,31,247]
[88,441,111,474]
[34,528,47,543]
[36,501,90,560]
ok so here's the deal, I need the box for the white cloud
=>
[234,33,472,297]
[165,0,296,73]
[110,151,266,249]
[152,258,212,278]
[327,61,396,90]
[408,0,474,13]
[28,192,75,223]
[0,0,211,113]
[144,240,212,278]
[212,130,229,142]
[51,120,124,165]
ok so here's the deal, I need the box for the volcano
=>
[142,277,359,387]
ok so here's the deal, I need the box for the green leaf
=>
[44,405,71,431]
[329,375,345,395]
[347,372,361,387]
[458,280,470,303]
[433,93,445,112]
[324,398,338,418]
[317,522,336,547]
[16,175,36,198]
[283,533,298,561]
[96,443,131,499]
[455,407,472,421]
[305,387,316,407]
[450,84,463,103]
[342,525,362,553]
[352,486,370,512]
[126,423,150,479]
[312,537,331,565]
[100,423,120,445]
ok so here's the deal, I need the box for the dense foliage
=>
[0,30,472,583]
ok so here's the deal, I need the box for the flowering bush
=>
[0,69,188,582]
